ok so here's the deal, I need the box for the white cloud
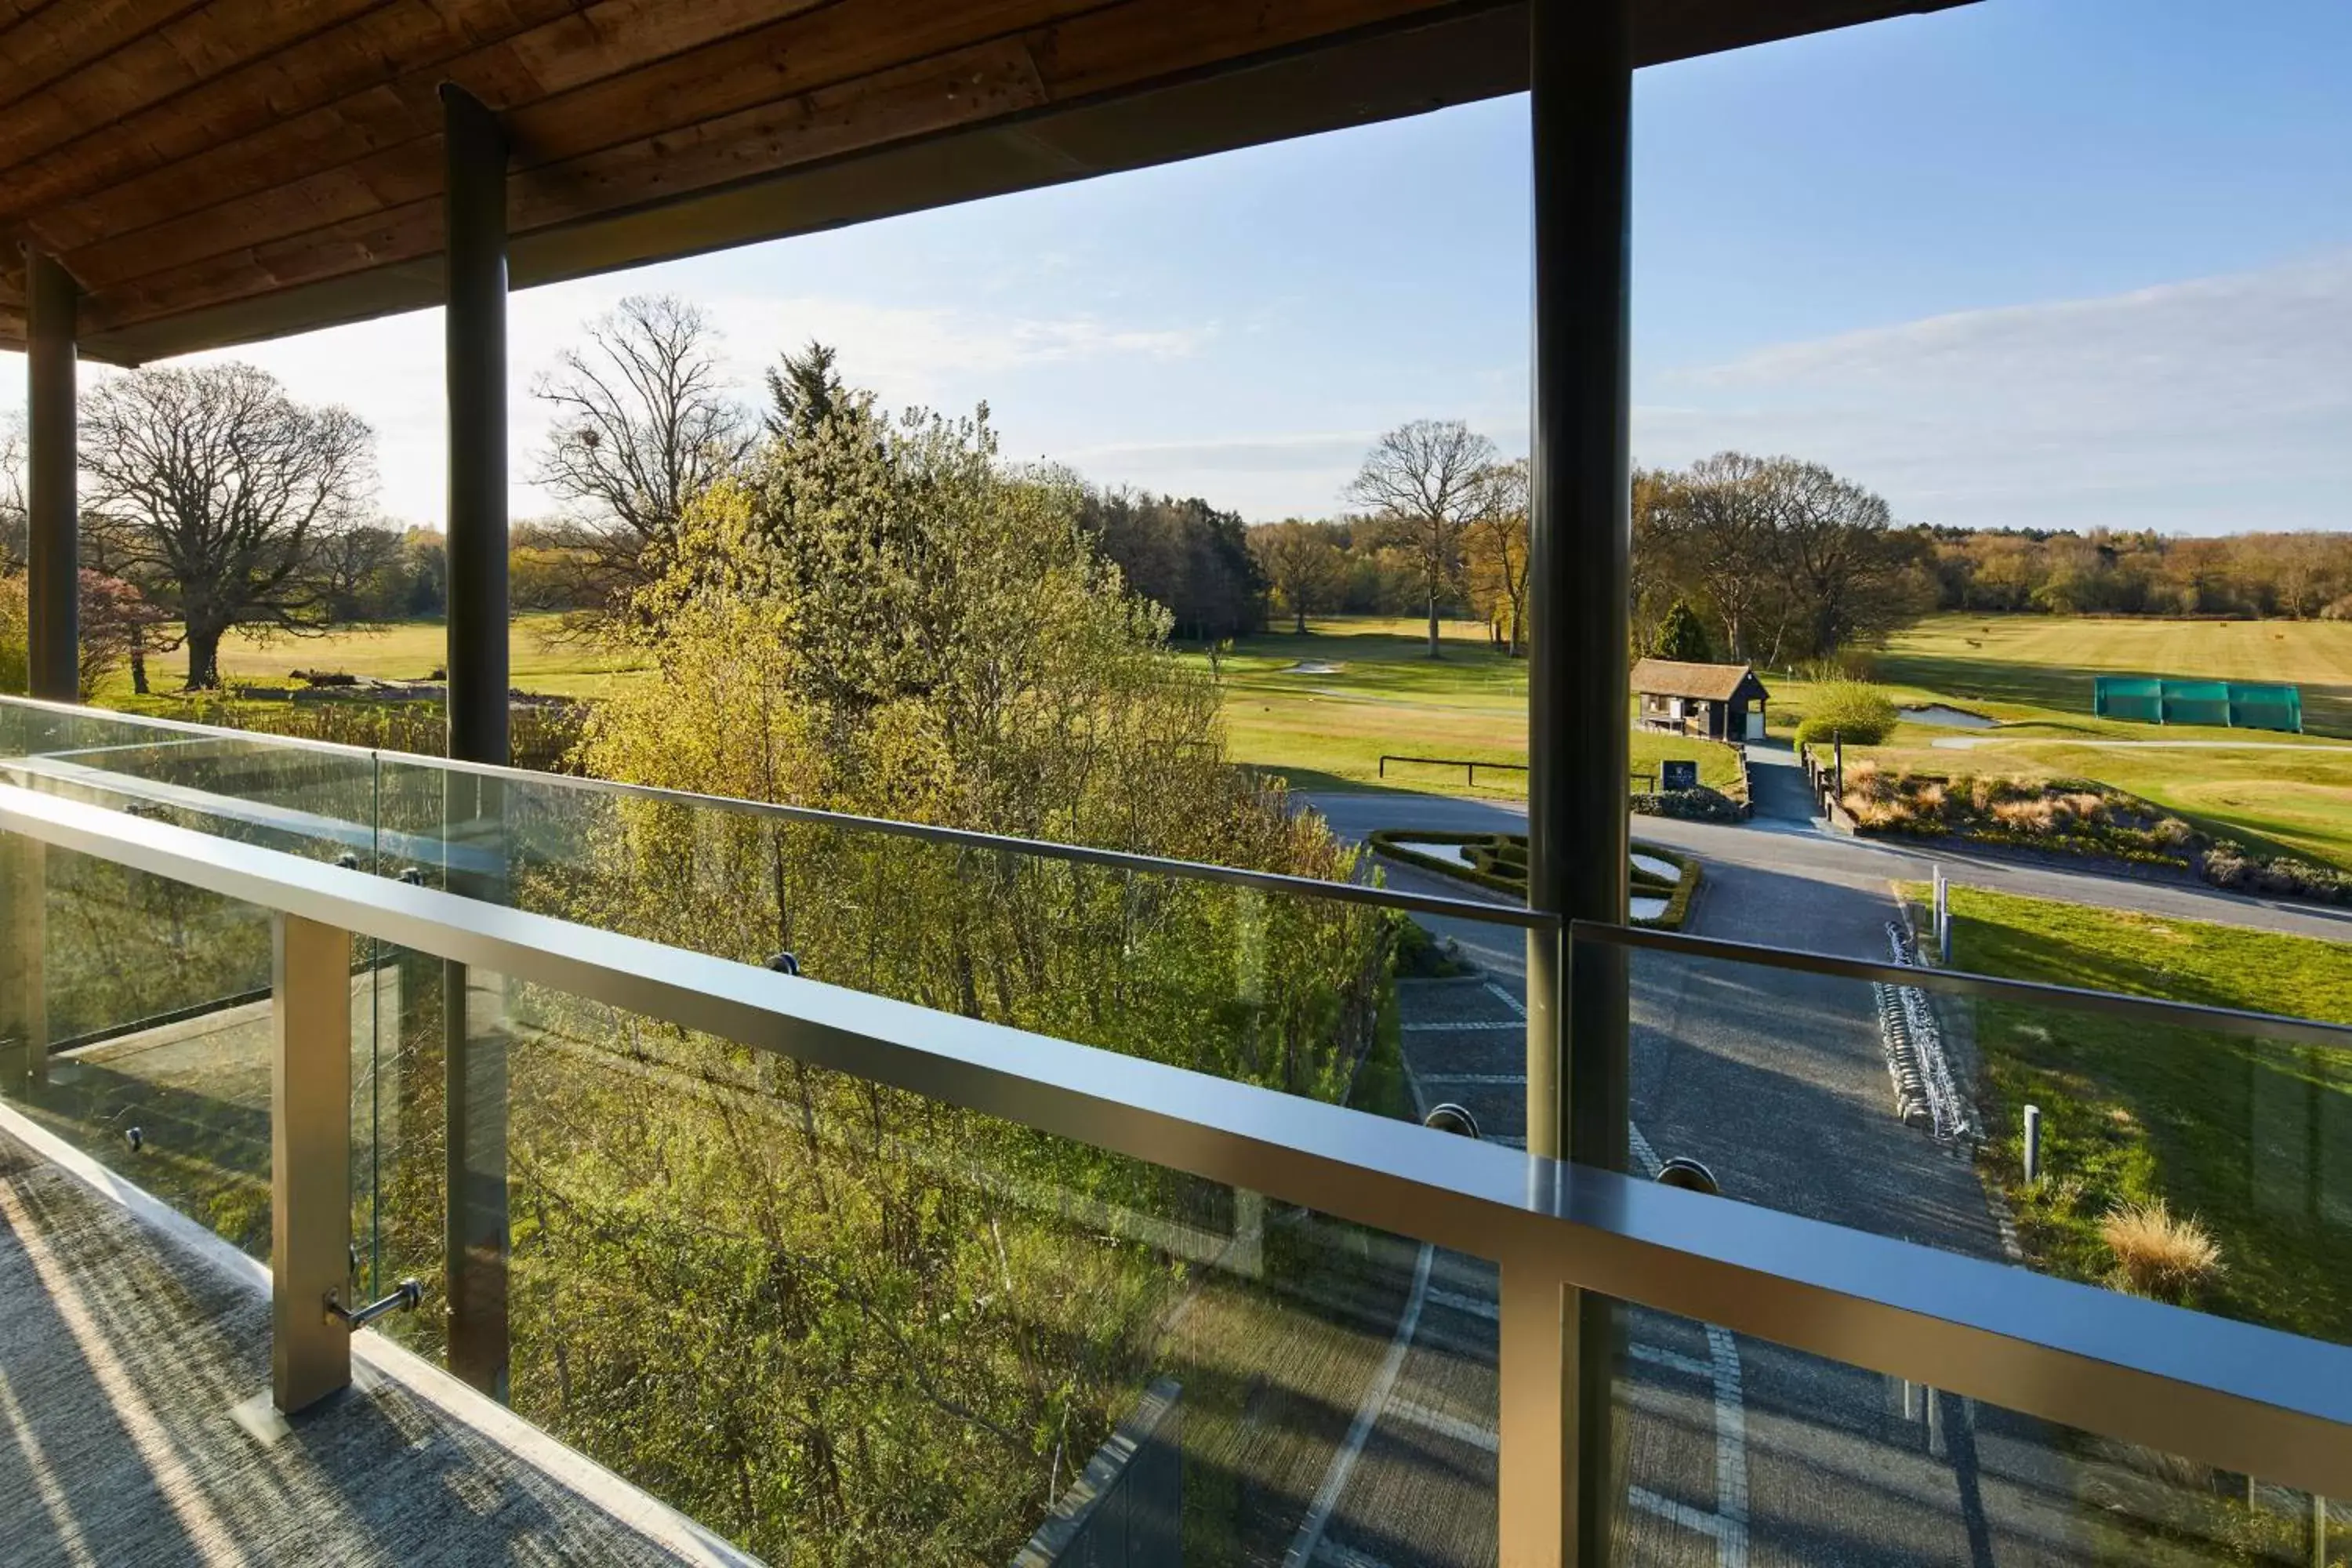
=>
[1637,253,2352,532]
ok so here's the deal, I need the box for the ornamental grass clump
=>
[2101,1198,2223,1305]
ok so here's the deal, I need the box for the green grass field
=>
[1876,613,2352,735]
[1190,616,1739,797]
[1747,614,2352,869]
[96,613,653,702]
[1944,885,2352,1345]
[103,609,2352,851]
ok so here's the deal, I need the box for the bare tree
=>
[1248,520,1348,633]
[533,294,751,609]
[313,523,410,622]
[80,361,375,689]
[0,413,24,571]
[1765,457,1916,658]
[1347,419,1495,657]
[1465,458,1530,655]
[1642,451,1783,663]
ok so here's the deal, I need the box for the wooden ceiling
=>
[0,0,1970,365]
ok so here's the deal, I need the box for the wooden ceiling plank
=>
[0,0,391,176]
[510,39,1051,230]
[79,0,1428,328]
[497,0,1112,165]
[57,0,1089,290]
[1029,0,1459,101]
[0,0,567,216]
[20,0,818,256]
[0,0,201,108]
[67,136,446,289]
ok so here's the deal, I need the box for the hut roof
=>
[1631,659,1767,702]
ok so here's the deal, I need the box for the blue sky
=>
[9,0,2350,535]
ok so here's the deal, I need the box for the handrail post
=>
[273,913,353,1413]
[0,833,44,1096]
[1498,1250,1574,1566]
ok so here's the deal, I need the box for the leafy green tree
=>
[1653,598,1712,662]
[517,384,1393,1562]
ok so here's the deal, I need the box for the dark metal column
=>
[24,249,78,702]
[441,82,510,1399]
[1526,0,1633,1560]
[443,82,509,768]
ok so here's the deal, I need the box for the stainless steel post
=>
[273,913,354,1412]
[0,834,44,1095]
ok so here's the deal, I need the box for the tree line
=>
[1921,527,2352,620]
[1248,419,1529,656]
[0,294,1272,691]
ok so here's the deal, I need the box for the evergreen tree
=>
[1654,597,1713,662]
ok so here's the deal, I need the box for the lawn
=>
[1875,612,2352,736]
[1751,613,2352,870]
[88,612,1721,802]
[92,613,654,703]
[1203,616,1740,797]
[1943,884,2352,1345]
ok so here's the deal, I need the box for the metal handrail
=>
[3,779,2350,1503]
[0,695,1559,931]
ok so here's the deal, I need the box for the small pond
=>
[1899,703,1997,730]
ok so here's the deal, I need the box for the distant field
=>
[1874,612,2352,737]
[1756,614,2352,869]
[1192,618,1739,797]
[94,614,653,702]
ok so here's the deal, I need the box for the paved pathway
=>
[1306,789,2352,946]
[1295,786,2115,1564]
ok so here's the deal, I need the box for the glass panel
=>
[1604,1300,2345,1566]
[0,828,376,1267]
[1614,931,2352,1349]
[366,753,1406,1103]
[364,974,1494,1563]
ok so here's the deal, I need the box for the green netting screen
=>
[2227,682,2303,733]
[2161,679,2233,727]
[2093,676,2164,724]
[2093,676,2302,732]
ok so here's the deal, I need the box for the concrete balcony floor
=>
[0,1124,756,1568]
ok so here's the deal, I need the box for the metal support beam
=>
[442,82,510,770]
[273,913,353,1413]
[441,82,513,1399]
[1526,0,1633,1560]
[24,249,77,702]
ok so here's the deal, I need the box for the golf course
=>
[86,608,2352,869]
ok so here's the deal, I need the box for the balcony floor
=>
[0,1125,753,1568]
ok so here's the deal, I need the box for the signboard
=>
[1661,760,1699,792]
